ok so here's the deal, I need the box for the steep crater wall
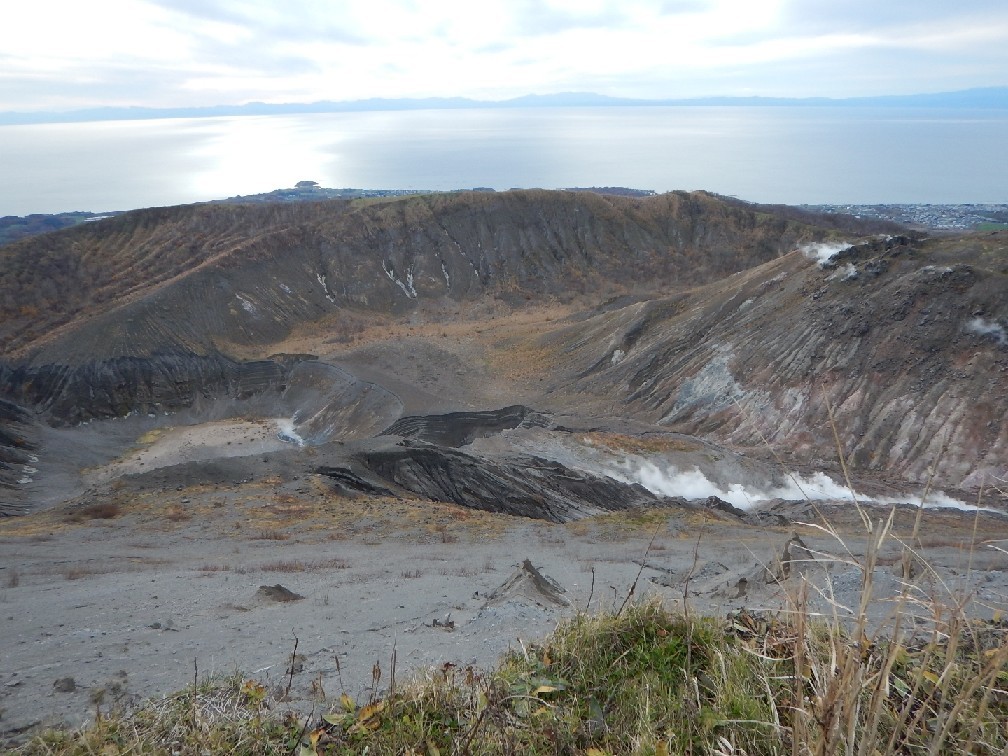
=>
[1,190,831,360]
[557,235,1008,489]
[0,353,288,426]
[0,399,37,514]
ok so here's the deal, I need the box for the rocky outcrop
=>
[0,353,288,426]
[277,361,403,444]
[317,441,666,522]
[0,399,37,514]
[381,405,549,447]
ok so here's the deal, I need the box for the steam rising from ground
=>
[800,241,852,266]
[623,460,863,508]
[611,460,974,512]
[496,433,981,513]
[275,418,306,446]
[966,317,1007,346]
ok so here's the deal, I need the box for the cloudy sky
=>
[2,0,1007,113]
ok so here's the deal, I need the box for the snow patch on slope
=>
[382,260,417,298]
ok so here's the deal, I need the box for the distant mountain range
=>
[2,87,1006,125]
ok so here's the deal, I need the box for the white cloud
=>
[2,2,191,67]
[1,0,1007,111]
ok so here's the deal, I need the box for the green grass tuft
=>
[20,596,1006,755]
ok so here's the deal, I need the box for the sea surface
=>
[2,106,1005,216]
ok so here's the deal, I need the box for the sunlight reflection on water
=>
[2,106,1005,215]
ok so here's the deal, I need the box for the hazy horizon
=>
[3,106,1005,217]
[3,85,1007,125]
[4,2,1005,216]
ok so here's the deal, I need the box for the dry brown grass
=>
[259,558,350,573]
[265,499,312,518]
[0,510,65,538]
[61,565,113,580]
[198,563,231,573]
[164,506,191,523]
[65,501,122,522]
[582,431,705,455]
[136,475,507,544]
[316,493,509,542]
[566,507,682,542]
[777,509,1008,755]
[483,333,559,387]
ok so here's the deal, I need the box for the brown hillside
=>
[1,190,832,361]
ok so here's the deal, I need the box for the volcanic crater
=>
[2,190,1004,517]
[2,189,1007,743]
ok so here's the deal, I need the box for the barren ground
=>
[3,470,1008,745]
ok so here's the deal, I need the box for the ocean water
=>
[1,106,1005,216]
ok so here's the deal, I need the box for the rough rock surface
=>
[321,440,667,522]
[484,559,571,607]
[0,399,37,513]
[0,354,288,426]
[382,405,549,447]
[551,235,1008,487]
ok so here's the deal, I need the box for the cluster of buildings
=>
[803,203,1008,230]
[222,182,438,203]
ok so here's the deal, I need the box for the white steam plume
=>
[965,317,1007,346]
[622,461,865,509]
[609,460,976,512]
[800,242,852,267]
[275,418,305,446]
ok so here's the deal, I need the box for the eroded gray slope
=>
[552,235,1008,488]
